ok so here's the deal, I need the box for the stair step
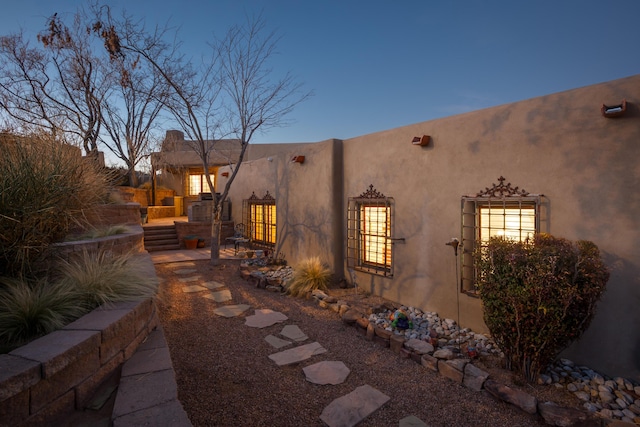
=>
[145,244,181,252]
[144,238,180,246]
[144,234,178,242]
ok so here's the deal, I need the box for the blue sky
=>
[2,0,639,145]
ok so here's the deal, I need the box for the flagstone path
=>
[169,261,427,426]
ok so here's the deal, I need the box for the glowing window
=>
[188,174,212,196]
[347,185,394,277]
[243,191,276,246]
[461,177,541,294]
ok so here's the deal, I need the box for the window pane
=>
[479,206,535,242]
[362,206,391,267]
[188,175,200,195]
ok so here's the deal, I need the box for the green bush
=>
[285,257,332,298]
[475,234,609,383]
[0,133,112,277]
[56,250,158,308]
[0,250,158,352]
[0,277,88,349]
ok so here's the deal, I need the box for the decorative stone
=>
[212,304,250,318]
[404,339,434,355]
[484,379,538,415]
[245,309,288,328]
[201,281,225,290]
[463,363,489,392]
[181,285,206,293]
[319,385,390,427]
[173,268,197,275]
[202,290,232,302]
[438,359,465,384]
[303,361,350,385]
[264,335,292,349]
[178,276,201,283]
[280,325,308,342]
[432,348,455,360]
[390,334,405,354]
[342,309,362,325]
[268,342,327,366]
[399,415,427,427]
[538,401,590,426]
[421,354,438,372]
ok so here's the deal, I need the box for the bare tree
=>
[98,42,169,186]
[97,11,311,263]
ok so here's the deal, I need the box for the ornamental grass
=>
[285,256,332,298]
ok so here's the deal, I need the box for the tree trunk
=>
[210,215,221,266]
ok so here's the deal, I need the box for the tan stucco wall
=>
[222,139,343,273]
[225,74,640,380]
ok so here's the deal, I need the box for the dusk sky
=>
[2,1,639,147]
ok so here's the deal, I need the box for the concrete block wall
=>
[52,226,145,264]
[0,297,159,426]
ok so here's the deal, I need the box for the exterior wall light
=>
[221,172,229,177]
[601,99,626,118]
[412,135,430,146]
[291,155,305,164]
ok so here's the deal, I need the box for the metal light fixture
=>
[221,172,229,177]
[412,135,430,146]
[291,155,305,164]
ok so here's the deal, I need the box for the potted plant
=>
[184,235,198,249]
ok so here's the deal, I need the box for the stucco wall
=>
[223,140,343,272]
[225,75,640,380]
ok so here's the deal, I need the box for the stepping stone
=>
[182,285,207,293]
[178,276,201,283]
[213,304,250,317]
[399,415,428,427]
[265,335,292,349]
[245,309,288,328]
[303,361,350,385]
[280,325,308,342]
[319,384,390,427]
[268,342,327,366]
[173,268,198,275]
[202,281,225,290]
[203,289,232,302]
[165,262,195,269]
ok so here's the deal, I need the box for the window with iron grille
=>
[188,173,212,196]
[461,177,541,294]
[347,185,394,277]
[242,191,276,246]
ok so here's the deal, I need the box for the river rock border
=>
[239,265,638,426]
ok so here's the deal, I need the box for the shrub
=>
[285,257,332,298]
[475,234,609,383]
[0,133,113,277]
[56,250,158,308]
[0,277,88,350]
[0,250,159,352]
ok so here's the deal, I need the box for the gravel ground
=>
[155,259,547,427]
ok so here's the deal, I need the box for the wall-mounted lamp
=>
[412,135,431,146]
[601,99,626,118]
[291,155,305,164]
[221,172,229,177]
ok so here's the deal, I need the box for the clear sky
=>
[2,0,639,145]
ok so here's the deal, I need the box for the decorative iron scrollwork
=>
[248,190,275,201]
[359,184,386,199]
[476,176,530,197]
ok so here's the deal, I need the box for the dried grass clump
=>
[285,257,332,298]
[0,132,113,277]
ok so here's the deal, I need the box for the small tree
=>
[475,234,609,383]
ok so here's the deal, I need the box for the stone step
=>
[144,235,179,243]
[145,243,181,252]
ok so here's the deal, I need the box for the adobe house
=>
[215,74,640,382]
[151,129,310,220]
